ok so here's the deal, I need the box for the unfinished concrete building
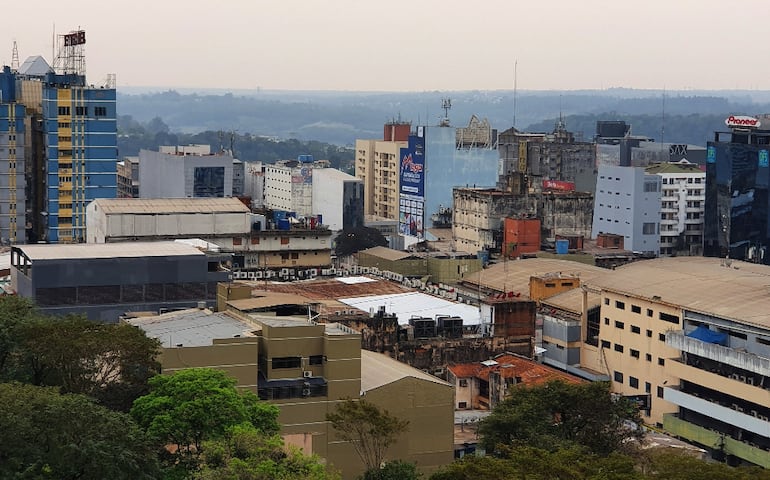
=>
[452,187,593,254]
[497,122,596,194]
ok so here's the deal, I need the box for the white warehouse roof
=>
[14,241,205,261]
[89,198,250,215]
[338,291,481,326]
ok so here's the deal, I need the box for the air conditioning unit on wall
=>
[303,371,312,378]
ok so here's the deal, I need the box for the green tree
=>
[194,424,340,480]
[0,296,36,375]
[642,450,770,480]
[334,226,388,257]
[430,446,640,480]
[363,460,421,480]
[130,368,280,463]
[479,380,644,456]
[15,313,161,411]
[326,398,409,474]
[0,382,159,480]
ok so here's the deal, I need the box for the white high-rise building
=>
[645,161,705,256]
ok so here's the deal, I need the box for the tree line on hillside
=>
[116,89,770,149]
[526,112,727,147]
[117,114,355,172]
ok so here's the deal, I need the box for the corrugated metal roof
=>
[16,241,205,261]
[359,246,415,261]
[361,350,450,392]
[541,288,601,314]
[228,292,315,311]
[587,257,770,328]
[90,197,250,215]
[463,258,608,298]
[338,291,482,325]
[126,309,256,348]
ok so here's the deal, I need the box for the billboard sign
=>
[707,146,716,164]
[399,195,424,238]
[725,115,761,129]
[399,133,426,239]
[399,134,425,197]
[542,179,575,191]
[64,30,86,46]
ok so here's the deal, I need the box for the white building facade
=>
[138,145,236,199]
[264,161,313,217]
[645,161,706,256]
[592,165,661,256]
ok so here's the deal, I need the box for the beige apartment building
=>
[127,288,454,479]
[355,123,409,220]
[578,258,770,467]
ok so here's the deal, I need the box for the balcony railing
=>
[666,331,770,377]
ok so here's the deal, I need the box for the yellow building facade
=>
[355,139,405,220]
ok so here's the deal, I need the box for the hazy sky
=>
[5,0,769,92]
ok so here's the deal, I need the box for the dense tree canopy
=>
[0,297,161,411]
[430,447,770,480]
[0,382,159,480]
[334,226,388,257]
[130,368,280,462]
[479,380,644,456]
[194,425,340,480]
[431,446,640,480]
[117,114,355,171]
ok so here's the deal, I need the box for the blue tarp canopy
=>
[686,325,728,346]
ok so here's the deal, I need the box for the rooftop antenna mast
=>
[512,60,518,130]
[440,97,452,126]
[53,27,86,76]
[10,40,19,72]
[660,87,666,147]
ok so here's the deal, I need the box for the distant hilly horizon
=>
[116,87,770,150]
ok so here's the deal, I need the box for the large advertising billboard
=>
[399,134,425,197]
[399,133,426,238]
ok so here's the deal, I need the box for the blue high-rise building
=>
[704,114,770,264]
[41,73,117,242]
[0,66,26,244]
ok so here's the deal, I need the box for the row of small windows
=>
[606,317,669,340]
[601,338,666,366]
[662,177,702,184]
[57,106,109,117]
[605,298,680,324]
[615,372,665,400]
[271,355,325,369]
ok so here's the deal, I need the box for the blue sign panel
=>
[707,145,716,164]
[759,150,769,168]
[399,134,425,197]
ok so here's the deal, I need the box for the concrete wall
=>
[312,169,363,231]
[139,150,235,199]
[581,291,681,425]
[592,165,660,254]
[426,256,482,284]
[86,207,252,243]
[363,377,454,478]
[356,252,427,277]
[453,188,594,253]
[11,252,226,321]
[160,340,260,390]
